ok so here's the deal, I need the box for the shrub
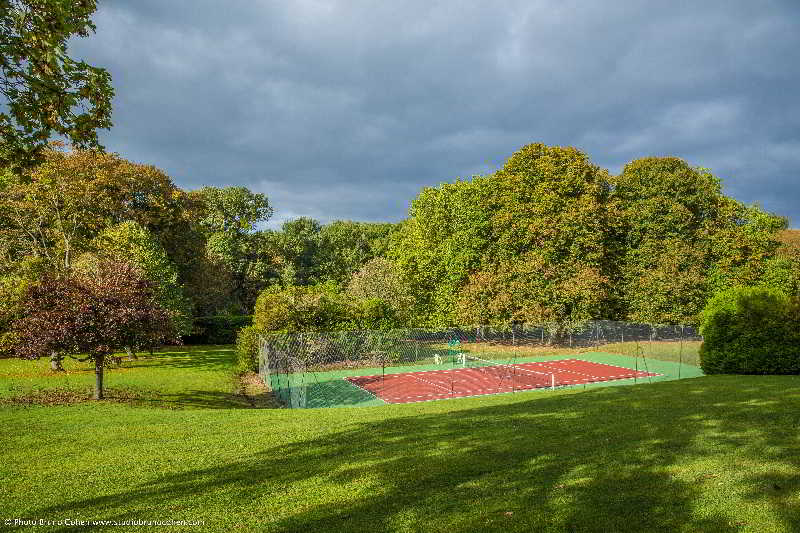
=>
[235,325,260,374]
[346,298,403,331]
[699,286,800,374]
[252,283,351,332]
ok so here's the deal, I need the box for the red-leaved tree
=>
[13,260,176,399]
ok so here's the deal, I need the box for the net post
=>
[512,347,517,394]
[645,325,653,384]
[450,331,456,398]
[678,325,684,380]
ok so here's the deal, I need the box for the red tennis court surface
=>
[345,358,661,404]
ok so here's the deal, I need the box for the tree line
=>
[0,147,400,355]
[3,143,800,358]
[391,144,799,328]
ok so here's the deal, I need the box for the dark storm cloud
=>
[69,0,800,227]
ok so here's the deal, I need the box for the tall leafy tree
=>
[316,220,398,284]
[460,144,612,326]
[82,221,192,337]
[0,0,113,171]
[389,178,494,325]
[393,143,612,327]
[191,186,272,234]
[277,217,322,286]
[191,186,273,312]
[0,148,189,272]
[612,157,788,323]
[611,158,723,323]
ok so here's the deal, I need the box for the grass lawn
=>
[0,346,256,408]
[1,347,799,532]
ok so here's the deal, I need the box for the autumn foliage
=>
[13,260,176,398]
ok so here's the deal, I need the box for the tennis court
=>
[259,322,704,408]
[346,358,661,404]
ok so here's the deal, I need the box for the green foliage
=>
[0,275,23,356]
[611,157,789,324]
[707,201,789,295]
[251,282,403,333]
[347,298,404,331]
[316,221,399,285]
[0,256,45,356]
[389,178,494,326]
[235,325,260,374]
[0,148,191,272]
[699,286,800,374]
[253,283,352,333]
[346,257,413,321]
[612,158,722,323]
[84,221,193,337]
[191,186,272,234]
[0,1,114,171]
[276,217,322,286]
[190,187,274,313]
[392,143,611,327]
[457,254,609,326]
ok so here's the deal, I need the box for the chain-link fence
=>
[259,321,703,408]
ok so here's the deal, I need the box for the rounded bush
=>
[699,287,800,374]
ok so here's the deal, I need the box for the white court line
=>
[406,372,454,393]
[522,360,657,381]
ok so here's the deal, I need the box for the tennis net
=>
[463,355,556,390]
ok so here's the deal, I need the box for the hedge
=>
[699,286,800,374]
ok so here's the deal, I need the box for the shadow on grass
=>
[116,346,236,372]
[33,377,800,532]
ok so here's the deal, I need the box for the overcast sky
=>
[70,1,800,228]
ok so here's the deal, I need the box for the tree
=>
[13,260,175,399]
[191,186,272,234]
[80,221,193,337]
[0,0,113,171]
[316,221,398,285]
[391,143,612,327]
[346,257,413,321]
[389,178,494,325]
[456,253,610,328]
[707,200,789,295]
[0,148,190,272]
[191,186,274,312]
[276,217,322,286]
[611,157,788,323]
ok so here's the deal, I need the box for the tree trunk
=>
[50,351,64,372]
[125,346,138,360]
[94,355,104,400]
